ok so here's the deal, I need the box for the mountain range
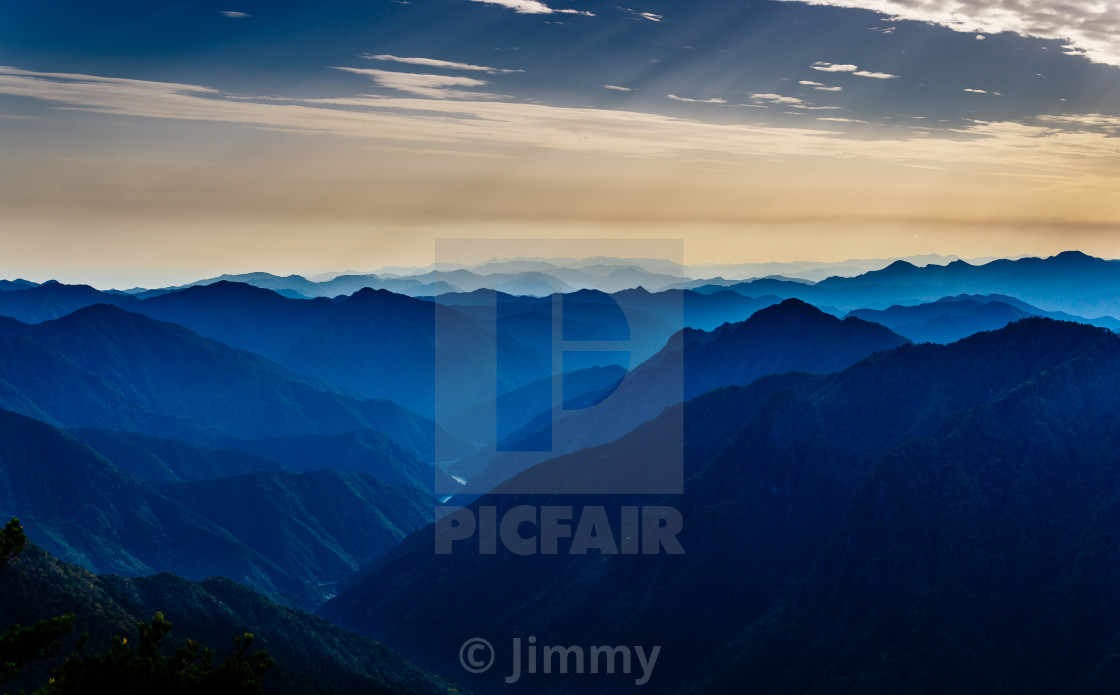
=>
[4,254,1120,693]
[0,303,445,458]
[0,409,432,609]
[318,317,1120,694]
[847,293,1120,343]
[697,251,1120,318]
[451,299,908,493]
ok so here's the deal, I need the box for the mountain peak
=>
[751,297,830,321]
[884,259,918,270]
[57,302,132,321]
[176,280,284,299]
[346,286,413,303]
[1050,250,1097,264]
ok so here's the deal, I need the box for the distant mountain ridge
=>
[133,282,552,419]
[704,251,1120,317]
[0,303,447,458]
[847,294,1120,343]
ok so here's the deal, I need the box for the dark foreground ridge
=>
[320,317,1120,694]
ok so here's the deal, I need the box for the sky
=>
[2,0,1120,287]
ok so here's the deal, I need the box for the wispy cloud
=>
[361,55,522,74]
[812,62,898,78]
[221,11,250,18]
[964,88,988,93]
[2,65,1119,185]
[800,80,843,91]
[1040,113,1120,131]
[778,0,1120,67]
[812,62,858,73]
[468,0,594,16]
[751,93,804,105]
[619,7,663,21]
[604,84,632,91]
[333,68,498,99]
[667,94,726,103]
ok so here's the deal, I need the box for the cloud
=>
[619,7,663,21]
[667,94,727,103]
[221,11,250,18]
[362,55,522,74]
[963,88,987,93]
[776,0,1120,67]
[468,0,594,15]
[2,64,1120,187]
[333,68,497,99]
[1040,114,1120,131]
[812,62,897,79]
[800,81,844,91]
[818,117,869,123]
[604,85,632,91]
[751,93,804,105]
[812,62,858,72]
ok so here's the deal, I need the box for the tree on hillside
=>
[0,518,74,685]
[1,517,272,694]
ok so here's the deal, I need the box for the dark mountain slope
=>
[0,544,463,695]
[0,409,320,608]
[70,426,446,493]
[158,470,433,588]
[67,428,284,482]
[680,298,906,399]
[700,332,1120,695]
[455,299,907,491]
[319,318,1119,694]
[0,304,444,458]
[223,429,450,493]
[1,410,434,609]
